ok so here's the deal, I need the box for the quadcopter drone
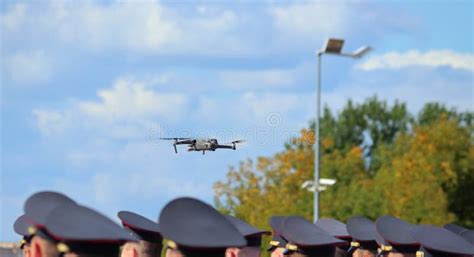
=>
[159,138,245,155]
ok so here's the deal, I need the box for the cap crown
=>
[281,216,344,247]
[444,224,468,235]
[159,197,246,249]
[24,191,76,226]
[412,225,474,256]
[45,203,136,242]
[347,216,377,242]
[225,215,269,237]
[376,215,417,245]
[315,218,350,239]
[13,214,30,236]
[118,211,160,234]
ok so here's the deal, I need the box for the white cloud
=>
[33,78,189,139]
[32,109,68,136]
[0,3,27,30]
[324,67,474,113]
[268,2,417,48]
[53,1,180,52]
[1,1,413,57]
[3,50,53,85]
[357,50,474,72]
[1,1,255,55]
[270,2,348,38]
[77,79,187,122]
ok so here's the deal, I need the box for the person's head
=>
[159,197,246,257]
[279,216,346,257]
[375,216,421,257]
[24,191,77,257]
[43,204,137,257]
[225,215,270,257]
[267,216,288,257]
[118,211,163,257]
[121,240,162,257]
[14,215,34,257]
[346,216,379,257]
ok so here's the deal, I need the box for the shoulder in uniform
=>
[158,197,246,257]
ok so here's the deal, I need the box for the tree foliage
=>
[214,97,474,237]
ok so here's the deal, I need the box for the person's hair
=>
[138,240,162,257]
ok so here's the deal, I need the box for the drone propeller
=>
[159,138,191,154]
[226,140,246,150]
[159,137,191,140]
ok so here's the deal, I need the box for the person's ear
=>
[132,247,139,257]
[32,241,42,257]
[226,248,238,257]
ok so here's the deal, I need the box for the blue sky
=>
[1,0,472,241]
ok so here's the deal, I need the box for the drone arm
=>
[215,144,235,149]
[175,140,195,145]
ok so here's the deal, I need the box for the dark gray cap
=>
[118,210,161,242]
[225,215,270,238]
[411,225,474,256]
[158,197,246,250]
[347,216,377,242]
[24,191,76,228]
[315,218,350,239]
[13,214,30,236]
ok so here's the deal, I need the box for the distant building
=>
[0,242,21,257]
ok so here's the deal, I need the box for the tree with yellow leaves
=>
[214,97,473,237]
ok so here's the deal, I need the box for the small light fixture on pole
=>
[313,38,372,222]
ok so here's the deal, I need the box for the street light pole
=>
[314,51,322,222]
[313,39,372,222]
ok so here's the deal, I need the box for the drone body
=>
[160,138,245,155]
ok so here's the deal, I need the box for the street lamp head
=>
[352,45,372,58]
[323,38,344,54]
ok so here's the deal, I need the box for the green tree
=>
[214,97,474,235]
